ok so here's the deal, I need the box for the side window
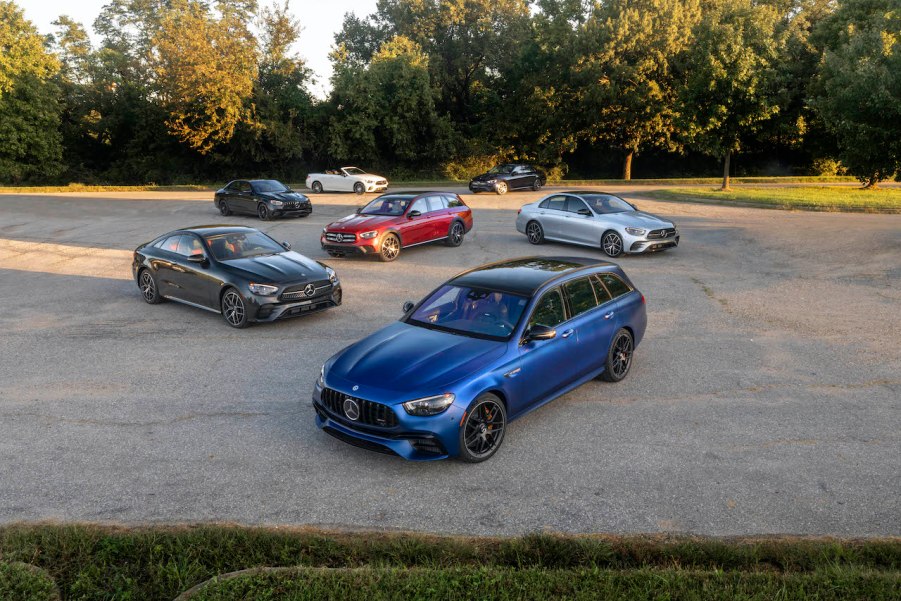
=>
[225,181,239,191]
[513,165,526,174]
[527,288,566,330]
[426,196,444,212]
[565,197,590,213]
[410,198,428,214]
[590,275,613,304]
[176,235,204,257]
[563,277,598,317]
[445,194,462,208]
[239,181,252,193]
[597,273,632,299]
[160,235,184,254]
[545,195,566,211]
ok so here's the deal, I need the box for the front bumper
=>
[321,233,383,257]
[249,284,342,322]
[273,205,312,218]
[627,234,680,254]
[469,181,498,193]
[365,182,389,193]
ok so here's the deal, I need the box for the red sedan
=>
[321,191,473,262]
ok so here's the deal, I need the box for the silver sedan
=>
[515,191,679,257]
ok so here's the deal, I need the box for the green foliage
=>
[0,562,59,600]
[811,0,901,187]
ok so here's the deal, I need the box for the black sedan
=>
[133,226,342,328]
[215,179,312,220]
[469,164,546,195]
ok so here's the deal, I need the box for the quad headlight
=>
[317,365,325,388]
[325,266,338,283]
[248,282,279,296]
[625,227,647,236]
[359,230,378,239]
[402,393,455,416]
[269,200,284,207]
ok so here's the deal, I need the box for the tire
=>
[138,269,163,304]
[458,393,507,463]
[526,220,544,245]
[599,328,634,382]
[602,230,624,257]
[379,233,401,262]
[258,203,271,221]
[353,182,365,195]
[311,181,323,193]
[495,181,508,195]
[218,199,232,216]
[221,287,249,328]
[445,220,465,247]
[532,178,543,191]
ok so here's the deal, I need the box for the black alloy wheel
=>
[221,288,249,328]
[600,328,634,382]
[138,269,162,304]
[218,199,232,216]
[445,221,465,247]
[258,203,271,221]
[459,394,507,463]
[532,178,543,191]
[526,221,544,245]
[602,230,624,257]
[311,181,323,193]
[379,233,400,262]
[354,182,365,195]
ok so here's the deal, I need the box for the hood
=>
[602,210,674,229]
[327,322,506,397]
[471,172,508,182]
[260,191,308,201]
[361,174,384,182]
[222,251,327,284]
[327,213,399,231]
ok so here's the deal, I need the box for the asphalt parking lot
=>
[0,186,898,536]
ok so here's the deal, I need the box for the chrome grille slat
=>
[320,387,398,428]
[325,232,356,243]
[647,228,677,239]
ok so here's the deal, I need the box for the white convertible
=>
[305,167,389,194]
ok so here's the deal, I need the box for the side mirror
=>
[281,241,291,250]
[523,324,556,343]
[407,210,421,219]
[187,253,207,264]
[577,208,592,216]
[402,301,415,313]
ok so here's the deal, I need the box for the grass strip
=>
[185,565,901,601]
[642,186,901,212]
[0,526,898,600]
[0,561,59,600]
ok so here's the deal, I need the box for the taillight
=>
[517,208,522,215]
[641,294,646,304]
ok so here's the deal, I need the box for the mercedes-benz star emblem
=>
[343,398,360,421]
[352,385,359,392]
[304,283,316,297]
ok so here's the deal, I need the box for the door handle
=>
[603,312,614,320]
[172,265,186,273]
[561,329,574,338]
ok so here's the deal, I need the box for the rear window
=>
[564,277,598,317]
[597,273,632,299]
[445,194,463,208]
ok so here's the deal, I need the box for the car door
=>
[168,234,219,307]
[537,195,568,239]
[426,195,451,239]
[512,286,575,412]
[233,181,254,214]
[152,234,185,297]
[562,196,600,246]
[336,169,353,191]
[400,197,432,245]
[562,276,618,379]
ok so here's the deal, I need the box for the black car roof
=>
[176,225,259,236]
[450,256,617,296]
[557,190,622,196]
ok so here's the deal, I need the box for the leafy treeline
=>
[0,0,899,187]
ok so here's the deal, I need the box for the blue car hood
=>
[328,322,506,398]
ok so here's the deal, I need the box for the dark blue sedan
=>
[312,257,647,462]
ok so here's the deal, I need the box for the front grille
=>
[320,387,398,428]
[285,201,310,209]
[281,280,331,300]
[647,228,677,239]
[375,180,387,186]
[325,232,356,243]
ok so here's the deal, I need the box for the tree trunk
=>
[721,151,731,190]
[864,174,879,189]
[622,151,633,181]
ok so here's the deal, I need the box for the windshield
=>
[252,180,289,193]
[204,231,285,261]
[360,196,413,216]
[581,194,634,214]
[343,167,365,175]
[407,285,529,340]
[488,165,514,175]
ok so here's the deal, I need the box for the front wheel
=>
[138,269,163,304]
[602,230,624,257]
[311,181,323,193]
[526,220,544,245]
[445,221,465,247]
[353,182,365,195]
[458,394,507,463]
[532,178,543,191]
[258,203,271,221]
[218,199,232,216]
[495,181,508,195]
[221,288,249,328]
[599,328,634,382]
[379,233,400,262]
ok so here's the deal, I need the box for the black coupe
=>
[215,179,312,220]
[133,226,342,328]
[469,164,546,195]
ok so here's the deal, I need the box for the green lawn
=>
[0,525,898,600]
[643,186,901,212]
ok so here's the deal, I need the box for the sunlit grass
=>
[644,186,901,212]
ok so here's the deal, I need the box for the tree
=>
[577,0,701,179]
[675,0,782,189]
[152,0,258,154]
[811,0,901,187]
[0,1,63,182]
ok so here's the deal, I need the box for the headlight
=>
[269,200,284,207]
[486,179,497,184]
[322,227,327,233]
[625,227,647,236]
[359,230,378,239]
[325,266,338,283]
[248,282,278,296]
[402,393,455,416]
[317,365,324,388]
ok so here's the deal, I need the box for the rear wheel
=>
[495,181,508,195]
[258,203,271,221]
[138,269,162,304]
[532,178,543,191]
[526,220,544,244]
[221,288,249,328]
[354,182,365,195]
[379,233,400,262]
[458,393,506,463]
[445,221,465,247]
[602,230,624,257]
[311,181,323,193]
[599,328,634,382]
[218,199,232,216]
